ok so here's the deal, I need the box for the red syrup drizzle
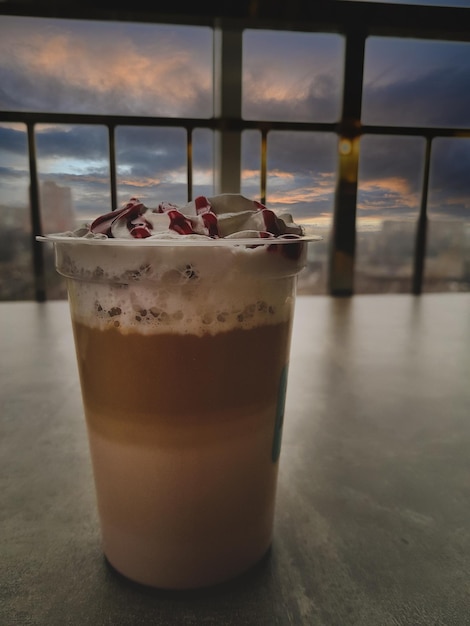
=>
[89,196,302,259]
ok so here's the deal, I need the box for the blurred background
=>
[0,0,469,300]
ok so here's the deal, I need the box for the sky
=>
[0,7,469,233]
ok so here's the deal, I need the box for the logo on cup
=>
[272,364,288,463]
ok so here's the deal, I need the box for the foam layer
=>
[60,240,305,336]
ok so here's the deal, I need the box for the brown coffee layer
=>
[72,320,291,445]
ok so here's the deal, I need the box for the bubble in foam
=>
[202,313,214,325]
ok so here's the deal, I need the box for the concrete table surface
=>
[2,294,470,625]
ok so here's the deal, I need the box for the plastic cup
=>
[40,234,313,589]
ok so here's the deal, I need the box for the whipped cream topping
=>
[88,194,304,241]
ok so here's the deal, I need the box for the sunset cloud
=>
[243,30,344,123]
[357,176,421,220]
[361,175,412,195]
[0,17,212,117]
[269,185,334,205]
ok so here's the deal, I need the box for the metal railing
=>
[1,1,469,300]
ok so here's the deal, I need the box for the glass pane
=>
[115,126,187,207]
[241,130,262,201]
[243,31,344,123]
[36,124,110,227]
[363,37,470,128]
[356,135,425,293]
[266,131,337,294]
[423,137,470,292]
[192,128,214,199]
[0,16,213,118]
[35,123,110,298]
[0,123,34,300]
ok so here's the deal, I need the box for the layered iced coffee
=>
[41,194,313,589]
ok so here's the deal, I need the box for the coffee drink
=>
[41,194,313,588]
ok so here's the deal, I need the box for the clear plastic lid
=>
[37,234,321,247]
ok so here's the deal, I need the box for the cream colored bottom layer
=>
[86,410,279,589]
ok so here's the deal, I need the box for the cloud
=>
[0,124,28,155]
[266,172,336,220]
[428,138,470,219]
[429,137,470,197]
[34,124,108,160]
[363,46,470,127]
[242,30,344,123]
[361,176,413,197]
[0,165,24,178]
[359,135,426,191]
[33,124,192,178]
[357,136,424,218]
[265,131,337,175]
[243,72,341,122]
[0,17,212,117]
[115,126,188,177]
[357,136,470,220]
[244,131,338,218]
[271,182,334,203]
[357,177,421,218]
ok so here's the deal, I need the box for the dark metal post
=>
[187,128,193,202]
[260,128,268,205]
[412,137,432,294]
[213,24,242,194]
[328,29,366,296]
[108,124,118,212]
[27,122,46,302]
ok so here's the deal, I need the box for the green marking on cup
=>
[272,364,288,463]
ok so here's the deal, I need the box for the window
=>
[363,37,470,128]
[1,5,469,300]
[0,123,34,299]
[0,16,214,300]
[424,138,470,292]
[355,135,425,293]
[242,30,344,123]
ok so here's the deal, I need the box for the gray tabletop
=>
[2,294,470,626]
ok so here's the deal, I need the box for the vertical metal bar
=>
[187,127,193,201]
[328,29,366,296]
[27,122,46,302]
[213,24,242,194]
[412,137,432,295]
[260,129,268,205]
[108,124,118,212]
